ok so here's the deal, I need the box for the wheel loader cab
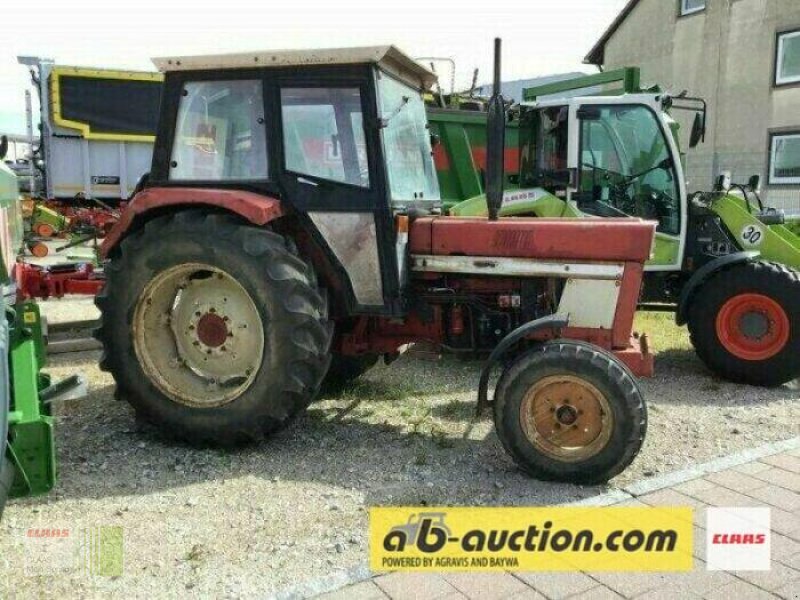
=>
[519,95,688,270]
[144,46,441,316]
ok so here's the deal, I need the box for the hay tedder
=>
[92,41,656,484]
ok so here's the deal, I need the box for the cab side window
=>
[280,87,369,187]
[170,80,268,181]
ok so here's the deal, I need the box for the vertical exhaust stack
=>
[485,38,506,221]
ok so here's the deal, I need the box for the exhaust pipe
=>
[485,38,506,221]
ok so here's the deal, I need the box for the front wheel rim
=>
[133,263,265,408]
[520,375,614,463]
[715,293,790,361]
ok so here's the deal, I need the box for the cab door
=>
[273,77,398,315]
[568,98,687,272]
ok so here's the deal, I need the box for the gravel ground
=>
[0,298,797,598]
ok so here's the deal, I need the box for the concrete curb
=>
[268,436,800,599]
[622,436,800,497]
[270,564,371,600]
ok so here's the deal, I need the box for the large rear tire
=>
[687,261,799,387]
[95,210,332,445]
[493,340,647,485]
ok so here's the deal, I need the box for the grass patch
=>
[786,218,800,238]
[633,310,692,354]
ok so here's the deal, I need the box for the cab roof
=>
[152,45,437,90]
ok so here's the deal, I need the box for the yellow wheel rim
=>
[520,375,614,463]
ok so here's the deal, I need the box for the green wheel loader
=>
[448,70,800,387]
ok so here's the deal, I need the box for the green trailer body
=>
[427,108,519,209]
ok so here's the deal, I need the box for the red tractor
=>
[96,41,655,484]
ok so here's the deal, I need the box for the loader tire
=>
[493,340,646,485]
[321,353,379,393]
[687,261,799,387]
[95,210,332,445]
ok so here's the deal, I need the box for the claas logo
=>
[711,533,767,545]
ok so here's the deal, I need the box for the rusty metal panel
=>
[308,211,384,306]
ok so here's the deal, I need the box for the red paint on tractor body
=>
[409,216,655,263]
[100,187,283,257]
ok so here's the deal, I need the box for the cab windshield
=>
[377,72,440,204]
[579,105,680,235]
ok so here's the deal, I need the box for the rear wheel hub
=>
[196,312,229,348]
[133,263,265,408]
[716,293,790,361]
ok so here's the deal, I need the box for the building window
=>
[769,133,800,185]
[776,30,800,86]
[680,0,706,16]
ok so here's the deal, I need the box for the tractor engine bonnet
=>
[409,216,655,262]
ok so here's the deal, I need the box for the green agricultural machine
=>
[427,108,520,207]
[0,135,78,519]
[448,69,800,387]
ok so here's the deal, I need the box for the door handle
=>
[297,176,319,187]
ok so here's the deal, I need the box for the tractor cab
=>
[516,94,689,270]
[141,46,441,313]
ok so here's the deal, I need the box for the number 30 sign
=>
[740,224,764,248]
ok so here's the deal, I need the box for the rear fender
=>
[100,187,283,258]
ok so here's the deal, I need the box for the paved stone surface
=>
[321,449,800,599]
[442,573,531,600]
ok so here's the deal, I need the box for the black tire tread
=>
[493,340,647,485]
[94,209,332,445]
[687,260,800,387]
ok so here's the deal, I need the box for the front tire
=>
[687,261,799,387]
[493,341,646,485]
[95,210,332,445]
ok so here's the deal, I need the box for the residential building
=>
[586,0,800,211]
